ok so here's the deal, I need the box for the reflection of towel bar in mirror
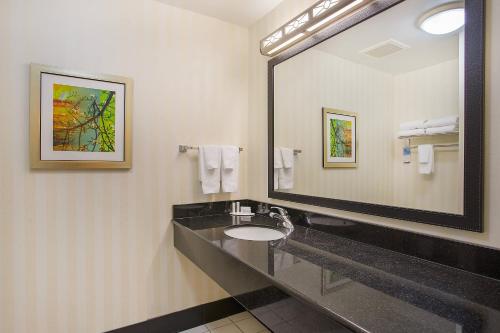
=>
[397,131,459,139]
[401,137,459,150]
[409,143,459,149]
[179,145,244,153]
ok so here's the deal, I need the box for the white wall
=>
[248,0,500,249]
[0,0,248,332]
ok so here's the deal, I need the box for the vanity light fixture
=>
[418,2,465,35]
[260,0,374,56]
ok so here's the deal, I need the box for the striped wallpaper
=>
[0,0,248,332]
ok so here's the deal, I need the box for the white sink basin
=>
[224,225,286,241]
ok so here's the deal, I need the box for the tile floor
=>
[180,311,271,333]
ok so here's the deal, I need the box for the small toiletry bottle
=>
[236,202,240,213]
[231,202,236,214]
[403,146,411,164]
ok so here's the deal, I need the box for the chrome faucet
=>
[270,207,294,233]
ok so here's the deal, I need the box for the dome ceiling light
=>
[418,2,465,35]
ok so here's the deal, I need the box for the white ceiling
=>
[156,0,284,27]
[315,0,460,75]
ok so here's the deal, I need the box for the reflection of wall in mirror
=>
[275,49,394,204]
[274,38,463,214]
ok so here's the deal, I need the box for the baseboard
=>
[106,297,244,333]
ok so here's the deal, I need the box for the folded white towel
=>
[400,120,426,131]
[221,145,238,170]
[274,148,282,190]
[418,144,434,175]
[203,145,222,170]
[274,148,283,168]
[280,147,294,169]
[397,128,426,138]
[278,147,294,190]
[425,115,459,129]
[199,145,221,194]
[221,146,239,193]
[425,124,458,135]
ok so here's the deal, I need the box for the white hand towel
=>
[425,115,459,129]
[278,147,294,189]
[199,145,221,194]
[397,128,426,138]
[280,147,294,169]
[221,146,239,193]
[418,144,434,175]
[274,148,283,190]
[274,148,283,168]
[400,120,426,131]
[425,124,458,135]
[203,145,222,170]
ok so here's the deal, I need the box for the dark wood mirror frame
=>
[268,0,485,232]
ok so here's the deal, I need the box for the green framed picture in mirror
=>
[323,108,357,168]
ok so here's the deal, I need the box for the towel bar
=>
[409,143,459,149]
[179,145,243,153]
[179,145,302,155]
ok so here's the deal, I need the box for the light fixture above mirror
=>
[260,0,374,56]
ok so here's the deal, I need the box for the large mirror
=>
[269,0,484,231]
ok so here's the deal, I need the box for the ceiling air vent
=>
[360,39,410,58]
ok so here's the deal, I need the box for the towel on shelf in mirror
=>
[425,124,458,135]
[425,115,459,129]
[397,128,426,138]
[400,120,427,131]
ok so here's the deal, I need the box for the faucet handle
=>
[271,206,288,216]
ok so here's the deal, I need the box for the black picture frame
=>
[268,0,485,232]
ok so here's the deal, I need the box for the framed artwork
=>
[323,108,357,168]
[30,64,133,169]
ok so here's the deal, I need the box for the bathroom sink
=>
[224,224,286,241]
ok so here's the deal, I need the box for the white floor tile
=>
[206,317,232,330]
[210,323,243,333]
[234,317,266,333]
[229,311,252,323]
[179,324,208,333]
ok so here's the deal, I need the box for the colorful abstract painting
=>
[323,108,357,168]
[53,84,116,152]
[329,118,352,158]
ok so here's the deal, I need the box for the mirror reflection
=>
[274,0,465,214]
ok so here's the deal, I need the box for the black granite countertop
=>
[174,214,500,333]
